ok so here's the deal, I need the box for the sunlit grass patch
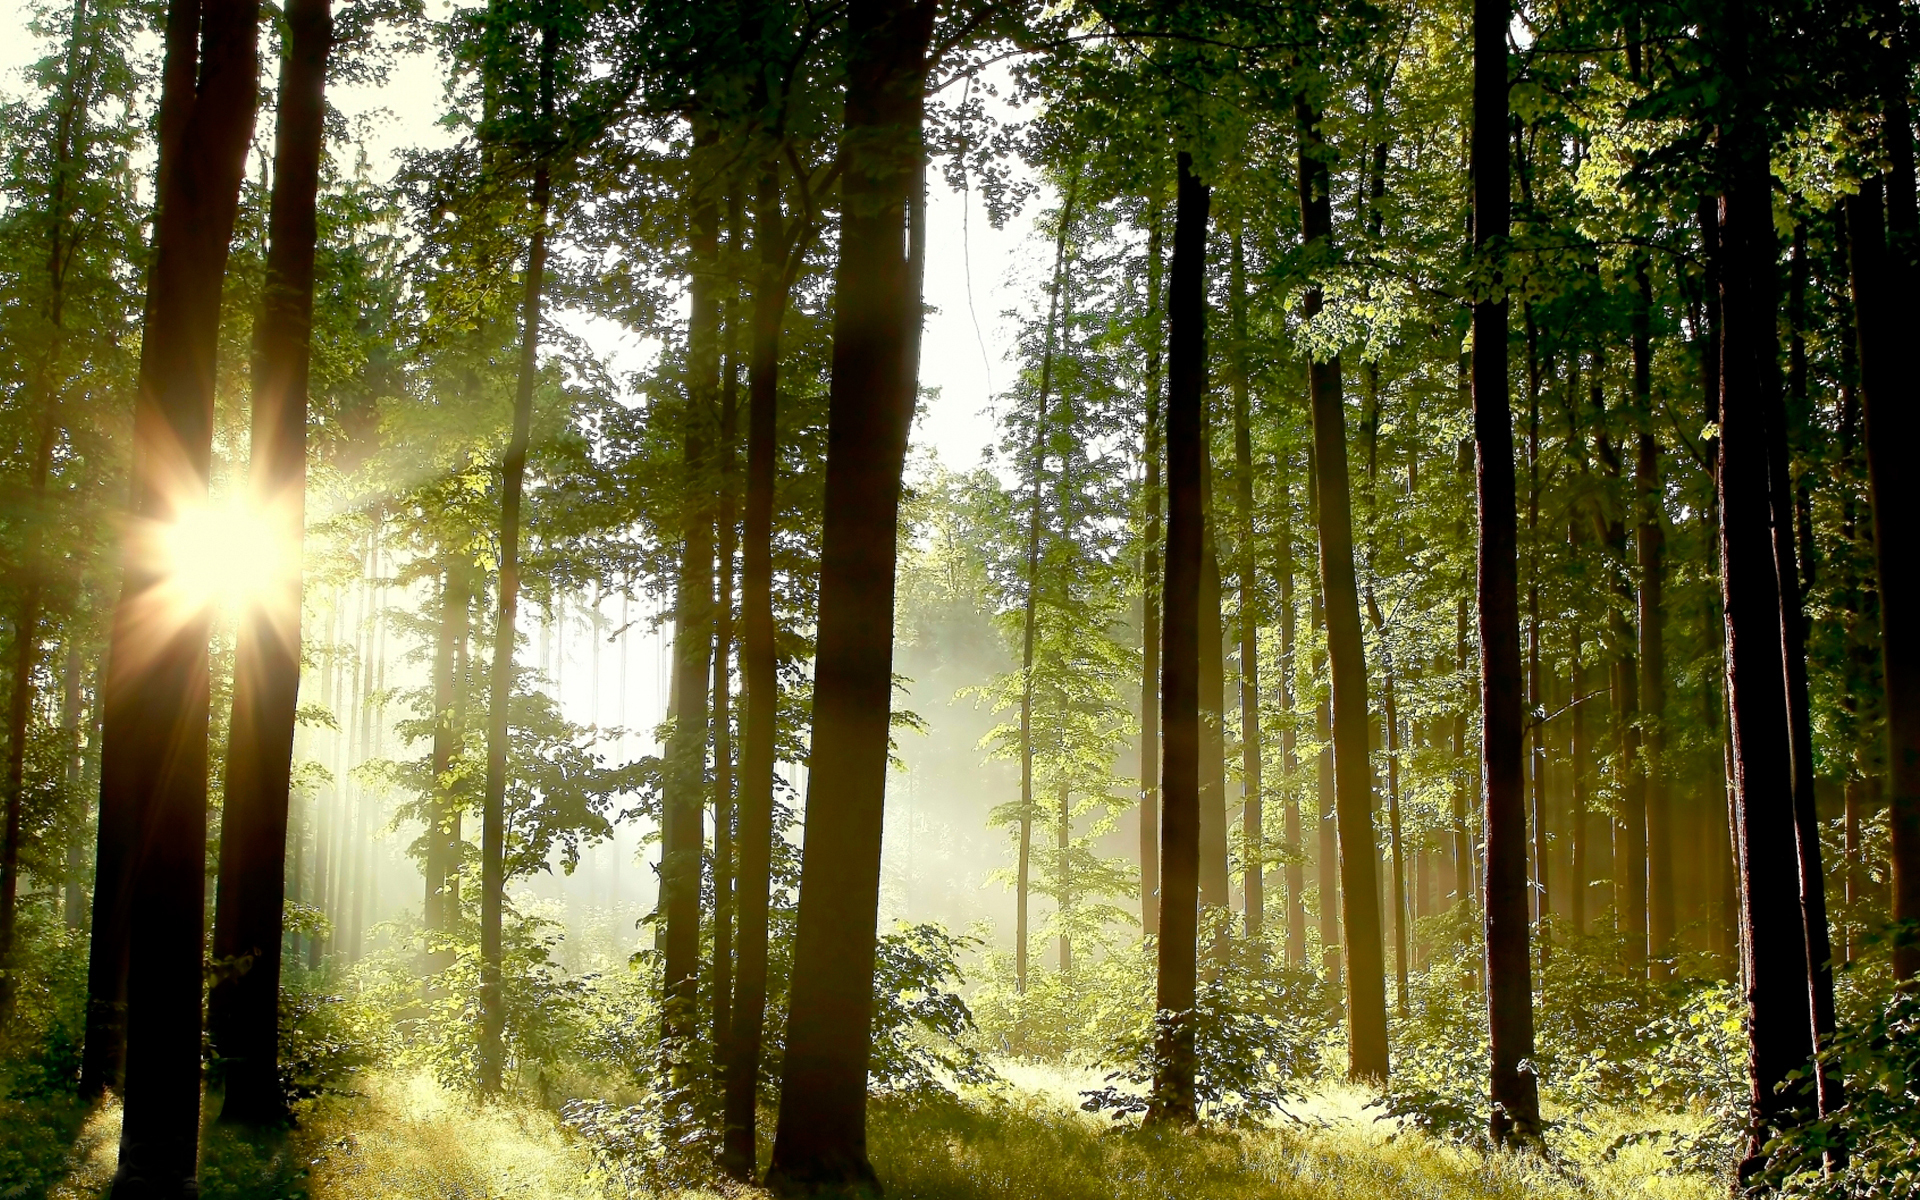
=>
[862,1069,1726,1200]
[301,1070,611,1200]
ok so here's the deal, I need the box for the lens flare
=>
[156,499,294,613]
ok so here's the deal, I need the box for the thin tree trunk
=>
[1298,93,1388,1082]
[765,2,932,1184]
[427,556,470,953]
[1384,667,1407,1013]
[712,193,741,1057]
[478,21,554,1092]
[207,0,330,1121]
[62,646,86,931]
[1057,783,1071,974]
[1280,467,1304,965]
[1472,0,1540,1134]
[86,0,257,1188]
[664,126,719,1053]
[1144,149,1208,1130]
[1231,217,1262,939]
[721,161,792,1183]
[1016,179,1076,993]
[1570,614,1588,935]
[1139,210,1164,939]
[1524,310,1549,960]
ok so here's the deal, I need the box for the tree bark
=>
[664,125,719,1053]
[1016,179,1076,993]
[765,2,932,1186]
[87,0,257,1188]
[207,0,330,1122]
[712,194,742,1056]
[1231,217,1262,939]
[721,162,791,1183]
[1145,149,1208,1129]
[1524,309,1549,960]
[1472,0,1540,1136]
[1849,174,1920,980]
[1298,93,1388,1082]
[1199,466,1229,914]
[1715,29,1821,1172]
[479,19,555,1094]
[1280,468,1304,965]
[1139,209,1164,939]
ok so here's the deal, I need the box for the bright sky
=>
[0,5,1041,473]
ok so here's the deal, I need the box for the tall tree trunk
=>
[1636,433,1672,976]
[1764,232,1840,1131]
[1298,93,1388,1082]
[1570,611,1589,935]
[1015,179,1075,993]
[1144,149,1208,1129]
[1139,210,1164,938]
[764,2,932,1185]
[1231,217,1262,939]
[1199,470,1229,913]
[1849,176,1920,980]
[1524,309,1549,960]
[426,555,471,953]
[1472,0,1540,1136]
[1057,783,1071,974]
[1384,663,1407,1012]
[1856,3,1920,980]
[479,20,554,1093]
[722,162,792,1183]
[85,0,257,1189]
[1716,28,1821,1172]
[664,126,719,1053]
[1280,468,1304,965]
[62,646,86,931]
[712,194,741,1056]
[207,0,331,1121]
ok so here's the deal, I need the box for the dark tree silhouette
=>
[207,0,332,1125]
[1472,0,1540,1142]
[764,0,933,1188]
[722,161,792,1182]
[1146,148,1208,1128]
[85,0,258,1189]
[1715,3,1820,1174]
[1849,171,1920,981]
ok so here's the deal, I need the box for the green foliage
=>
[1761,951,1920,1198]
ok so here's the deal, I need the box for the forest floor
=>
[18,1061,1725,1200]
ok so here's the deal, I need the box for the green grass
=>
[5,1063,1724,1200]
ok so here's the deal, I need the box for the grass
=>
[5,1062,1725,1200]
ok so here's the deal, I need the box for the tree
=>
[1296,81,1388,1084]
[1471,0,1540,1143]
[1712,0,1821,1174]
[85,0,258,1191]
[764,0,934,1188]
[479,6,557,1096]
[1146,147,1208,1128]
[206,0,333,1124]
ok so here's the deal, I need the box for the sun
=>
[156,499,296,613]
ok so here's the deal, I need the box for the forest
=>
[0,0,1916,1195]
